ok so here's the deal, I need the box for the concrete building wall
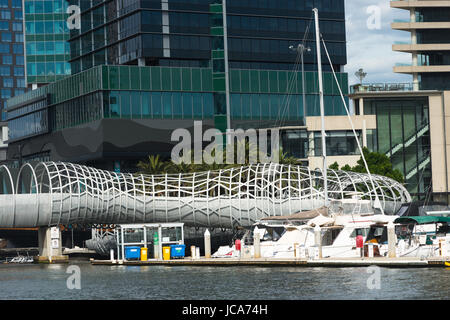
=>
[429,93,447,194]
[308,155,361,170]
[305,114,375,170]
[349,90,450,202]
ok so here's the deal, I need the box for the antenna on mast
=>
[355,68,367,85]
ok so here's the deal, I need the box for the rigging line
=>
[280,15,314,128]
[274,48,301,128]
[276,51,302,129]
[320,34,385,215]
[276,40,303,127]
[276,14,314,129]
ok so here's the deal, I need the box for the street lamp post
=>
[289,44,311,122]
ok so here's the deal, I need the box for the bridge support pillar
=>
[36,227,68,263]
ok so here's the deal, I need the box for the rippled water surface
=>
[0,262,449,300]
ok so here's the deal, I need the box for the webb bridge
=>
[0,161,411,229]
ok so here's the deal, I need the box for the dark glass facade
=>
[7,65,348,141]
[24,0,71,84]
[0,0,26,120]
[364,98,431,199]
[68,0,346,73]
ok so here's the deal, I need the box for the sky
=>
[344,0,412,85]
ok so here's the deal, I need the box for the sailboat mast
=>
[313,8,328,205]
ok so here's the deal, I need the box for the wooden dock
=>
[91,256,450,268]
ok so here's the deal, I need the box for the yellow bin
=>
[140,247,148,261]
[163,246,171,261]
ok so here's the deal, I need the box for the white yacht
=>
[212,198,397,259]
[365,215,450,258]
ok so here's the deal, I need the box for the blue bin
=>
[125,246,141,260]
[170,244,186,259]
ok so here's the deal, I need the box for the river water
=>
[0,262,449,300]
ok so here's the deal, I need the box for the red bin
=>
[356,235,364,248]
[235,239,241,251]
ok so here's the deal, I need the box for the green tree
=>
[329,162,340,170]
[328,147,404,183]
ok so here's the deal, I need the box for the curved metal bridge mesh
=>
[0,162,411,228]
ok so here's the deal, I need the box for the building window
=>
[15,33,23,42]
[314,131,362,156]
[1,89,11,99]
[0,43,8,53]
[281,130,309,159]
[2,54,12,64]
[13,43,23,54]
[1,31,11,42]
[3,78,13,87]
[12,21,22,31]
[14,89,25,96]
[11,0,21,8]
[16,78,25,87]
[14,66,24,76]
[0,66,10,75]
[0,10,10,19]
[14,9,22,19]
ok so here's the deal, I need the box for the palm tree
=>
[278,147,299,166]
[137,154,168,175]
[165,161,194,174]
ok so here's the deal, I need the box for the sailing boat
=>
[212,9,397,259]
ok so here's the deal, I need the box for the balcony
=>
[393,43,450,53]
[350,82,414,94]
[392,21,450,31]
[391,1,450,9]
[394,64,450,73]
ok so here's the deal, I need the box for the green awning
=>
[394,216,450,225]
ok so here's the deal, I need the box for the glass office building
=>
[7,0,350,171]
[364,97,431,199]
[68,0,346,73]
[0,0,26,120]
[24,0,71,85]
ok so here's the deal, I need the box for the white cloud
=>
[344,0,412,85]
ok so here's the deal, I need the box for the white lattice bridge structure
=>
[0,162,411,229]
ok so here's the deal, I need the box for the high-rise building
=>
[392,0,450,90]
[6,0,363,172]
[23,0,71,88]
[0,0,26,121]
[345,1,450,201]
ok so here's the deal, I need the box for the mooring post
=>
[387,221,397,258]
[204,229,211,259]
[254,226,261,259]
[314,224,322,259]
[153,231,159,260]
